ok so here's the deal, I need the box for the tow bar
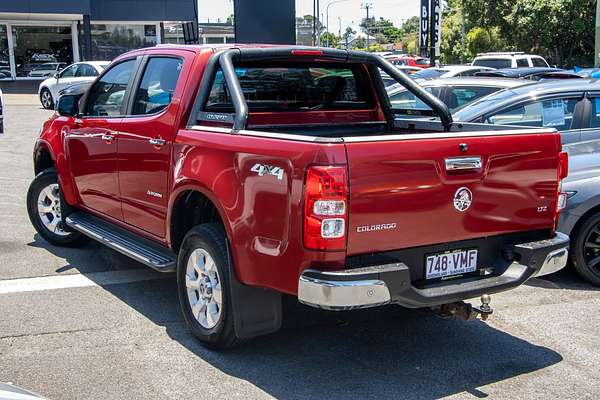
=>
[438,294,493,321]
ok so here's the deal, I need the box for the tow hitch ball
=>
[438,294,493,321]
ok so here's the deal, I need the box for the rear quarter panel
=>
[171,128,348,295]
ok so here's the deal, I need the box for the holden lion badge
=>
[453,187,473,212]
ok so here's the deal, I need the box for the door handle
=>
[101,134,114,142]
[445,156,483,171]
[149,138,166,147]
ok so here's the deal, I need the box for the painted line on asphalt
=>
[0,269,172,294]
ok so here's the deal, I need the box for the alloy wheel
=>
[37,183,69,237]
[185,248,223,329]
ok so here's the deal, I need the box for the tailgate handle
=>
[445,157,482,171]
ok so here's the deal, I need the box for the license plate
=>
[425,249,478,280]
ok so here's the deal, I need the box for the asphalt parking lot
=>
[1,98,600,400]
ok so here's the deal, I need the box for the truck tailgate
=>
[345,131,562,256]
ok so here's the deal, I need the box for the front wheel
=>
[572,213,600,286]
[26,168,86,247]
[177,223,239,349]
[40,88,54,109]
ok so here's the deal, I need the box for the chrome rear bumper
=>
[298,232,569,311]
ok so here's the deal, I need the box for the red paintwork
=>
[35,44,563,296]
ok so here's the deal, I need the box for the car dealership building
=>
[0,0,196,80]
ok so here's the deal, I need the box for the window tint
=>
[516,58,529,67]
[85,59,135,117]
[132,57,182,115]
[206,64,373,113]
[447,86,500,111]
[60,65,78,78]
[473,59,512,69]
[532,57,549,67]
[388,87,441,111]
[76,64,98,77]
[486,98,579,131]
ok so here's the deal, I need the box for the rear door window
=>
[516,58,529,67]
[473,58,512,69]
[132,57,183,115]
[485,97,580,131]
[532,57,549,67]
[206,63,374,112]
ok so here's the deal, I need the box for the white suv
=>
[472,52,550,69]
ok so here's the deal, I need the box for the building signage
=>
[419,0,429,56]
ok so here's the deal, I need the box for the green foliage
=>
[320,32,340,48]
[441,0,596,67]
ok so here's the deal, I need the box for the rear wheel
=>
[177,224,239,349]
[40,88,54,109]
[27,169,86,247]
[572,213,600,286]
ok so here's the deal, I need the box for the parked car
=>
[388,55,430,68]
[453,79,600,145]
[571,67,600,78]
[474,67,582,81]
[412,65,495,80]
[558,138,600,286]
[472,52,550,69]
[28,62,67,78]
[37,61,110,109]
[28,45,569,348]
[387,77,532,113]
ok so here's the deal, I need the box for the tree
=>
[466,27,504,56]
[342,26,356,48]
[320,32,340,48]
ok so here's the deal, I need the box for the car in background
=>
[387,77,532,113]
[475,67,582,81]
[558,138,600,286]
[27,62,67,78]
[571,67,600,78]
[472,52,550,69]
[388,55,430,68]
[37,61,109,109]
[453,79,600,145]
[413,65,495,80]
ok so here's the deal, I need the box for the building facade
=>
[0,0,195,80]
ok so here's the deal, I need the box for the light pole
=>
[338,16,342,48]
[326,0,349,47]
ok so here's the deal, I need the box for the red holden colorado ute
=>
[27,45,570,348]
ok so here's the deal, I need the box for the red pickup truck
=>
[27,45,570,348]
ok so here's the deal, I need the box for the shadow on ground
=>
[31,235,566,399]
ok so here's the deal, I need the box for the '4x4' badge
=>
[251,163,284,180]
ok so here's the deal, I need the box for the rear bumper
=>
[298,232,569,310]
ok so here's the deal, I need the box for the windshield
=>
[473,59,512,69]
[413,69,448,79]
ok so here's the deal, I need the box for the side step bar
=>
[66,212,176,272]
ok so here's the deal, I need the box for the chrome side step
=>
[65,212,176,272]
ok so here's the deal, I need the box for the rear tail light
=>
[304,166,347,250]
[553,151,569,231]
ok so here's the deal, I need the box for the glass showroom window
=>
[90,24,157,61]
[12,26,73,78]
[163,22,184,44]
[0,25,9,80]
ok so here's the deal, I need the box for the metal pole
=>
[313,0,316,46]
[316,0,320,46]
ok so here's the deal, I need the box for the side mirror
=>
[56,94,79,116]
[54,72,59,79]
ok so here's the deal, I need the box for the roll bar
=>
[192,47,453,132]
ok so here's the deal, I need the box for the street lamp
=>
[326,0,349,47]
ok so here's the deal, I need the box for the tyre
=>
[571,213,600,286]
[26,168,86,247]
[177,223,239,349]
[40,88,54,110]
